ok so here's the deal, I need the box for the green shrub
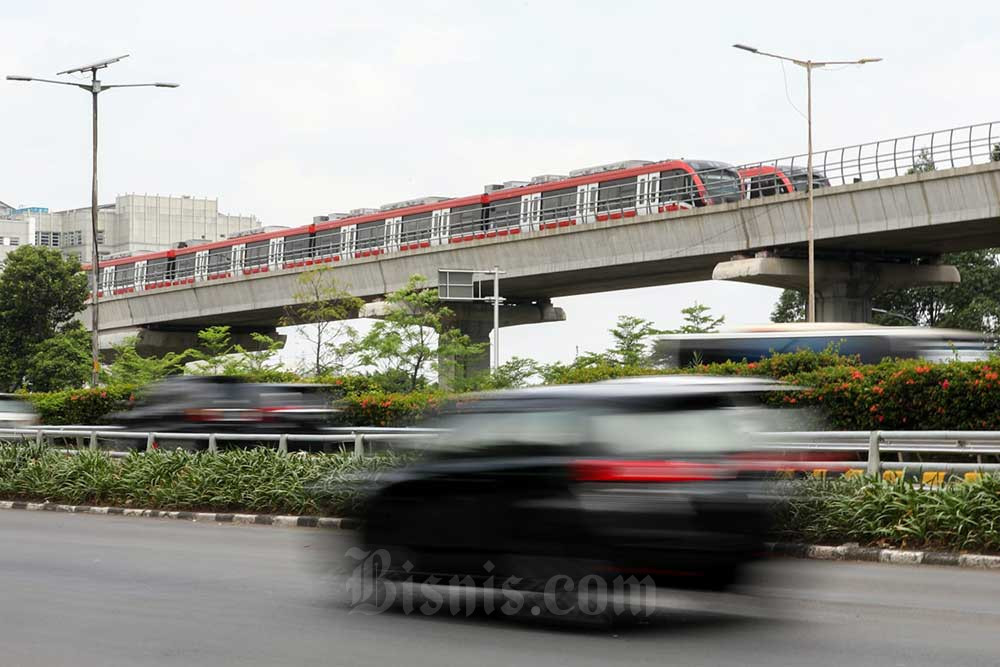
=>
[23,385,139,425]
[0,443,407,516]
[334,390,446,427]
[779,475,1000,551]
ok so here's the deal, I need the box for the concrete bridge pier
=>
[441,299,566,388]
[712,257,961,323]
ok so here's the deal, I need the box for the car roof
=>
[461,375,789,406]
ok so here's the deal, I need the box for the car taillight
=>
[572,459,725,483]
[184,408,221,422]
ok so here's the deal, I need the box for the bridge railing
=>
[3,426,1000,478]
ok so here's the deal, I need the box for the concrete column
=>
[712,257,960,323]
[438,299,566,389]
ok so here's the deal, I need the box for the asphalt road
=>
[2,511,1000,667]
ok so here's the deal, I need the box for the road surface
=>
[1,510,999,667]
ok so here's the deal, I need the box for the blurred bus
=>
[653,323,992,368]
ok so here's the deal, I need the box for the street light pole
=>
[7,56,178,386]
[732,44,881,323]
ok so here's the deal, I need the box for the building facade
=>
[1,194,260,264]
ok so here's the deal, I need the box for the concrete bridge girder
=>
[712,257,961,322]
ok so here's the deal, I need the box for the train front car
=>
[688,160,743,205]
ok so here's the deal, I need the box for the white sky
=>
[3,1,999,367]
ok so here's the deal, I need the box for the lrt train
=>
[90,158,744,297]
[738,164,831,199]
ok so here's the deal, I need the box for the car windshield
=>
[0,399,30,413]
[433,410,583,455]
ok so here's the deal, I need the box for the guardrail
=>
[3,426,1000,477]
[0,425,439,457]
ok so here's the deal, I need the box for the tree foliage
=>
[771,289,806,323]
[101,337,189,387]
[280,267,363,377]
[907,148,936,174]
[23,322,92,392]
[666,302,725,334]
[340,275,485,392]
[0,246,89,390]
[608,315,664,366]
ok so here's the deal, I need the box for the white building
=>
[3,194,260,263]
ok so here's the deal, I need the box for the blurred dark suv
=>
[110,376,335,443]
[356,376,787,621]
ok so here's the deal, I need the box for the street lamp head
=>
[732,44,758,53]
[858,57,883,64]
[6,75,33,81]
[154,82,180,88]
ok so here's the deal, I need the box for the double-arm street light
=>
[733,44,881,323]
[7,55,178,385]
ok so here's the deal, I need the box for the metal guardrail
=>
[3,426,1000,478]
[0,425,438,457]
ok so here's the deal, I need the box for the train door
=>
[268,237,285,268]
[576,183,598,223]
[341,225,357,256]
[134,260,148,290]
[194,250,209,282]
[385,216,402,252]
[431,209,450,245]
[100,266,115,294]
[636,172,659,215]
[520,192,541,231]
[231,244,246,273]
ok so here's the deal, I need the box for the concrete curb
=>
[0,500,355,530]
[769,541,1000,569]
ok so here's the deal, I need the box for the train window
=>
[284,233,312,262]
[245,240,269,267]
[488,198,520,230]
[175,253,196,279]
[146,258,169,282]
[540,187,576,221]
[596,177,637,212]
[314,228,341,256]
[113,264,134,289]
[451,204,483,234]
[208,247,230,273]
[401,212,432,244]
[659,169,693,204]
[356,219,386,250]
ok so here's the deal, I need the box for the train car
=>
[739,165,831,199]
[89,158,743,297]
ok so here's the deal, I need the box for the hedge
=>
[23,385,139,425]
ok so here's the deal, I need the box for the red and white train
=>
[91,158,745,297]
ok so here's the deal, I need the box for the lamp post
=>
[7,55,178,386]
[732,44,880,323]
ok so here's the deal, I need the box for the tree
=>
[341,275,485,392]
[907,148,936,174]
[101,336,189,386]
[23,322,92,391]
[992,143,1000,162]
[462,356,541,391]
[608,315,664,366]
[771,289,806,323]
[0,246,89,390]
[184,326,289,380]
[280,267,364,377]
[666,302,726,333]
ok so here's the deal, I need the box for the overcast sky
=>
[3,1,999,368]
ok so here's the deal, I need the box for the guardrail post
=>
[146,432,155,453]
[35,429,43,447]
[208,433,218,454]
[278,433,288,454]
[89,430,98,451]
[867,430,882,476]
[354,432,364,458]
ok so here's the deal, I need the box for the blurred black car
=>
[357,376,785,621]
[109,376,336,445]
